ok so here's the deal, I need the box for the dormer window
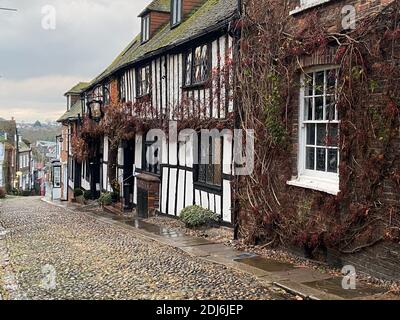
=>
[141,15,150,43]
[171,0,182,26]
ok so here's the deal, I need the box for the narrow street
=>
[0,197,285,300]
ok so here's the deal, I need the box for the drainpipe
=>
[233,0,243,241]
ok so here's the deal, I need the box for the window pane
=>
[306,147,315,170]
[305,98,313,120]
[201,45,208,82]
[206,164,214,185]
[315,71,324,95]
[315,97,324,120]
[317,124,327,146]
[327,69,336,93]
[326,96,335,121]
[305,73,313,96]
[178,0,182,22]
[327,124,339,147]
[198,165,206,183]
[306,124,315,145]
[213,138,222,186]
[194,47,202,83]
[327,149,338,173]
[185,52,192,86]
[145,66,150,94]
[173,0,177,24]
[316,148,326,172]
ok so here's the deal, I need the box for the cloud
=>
[0,75,88,122]
[0,0,149,121]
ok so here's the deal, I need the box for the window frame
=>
[290,0,332,15]
[171,0,183,27]
[141,14,150,43]
[136,64,152,98]
[194,134,223,191]
[298,65,340,187]
[118,74,126,103]
[183,43,211,89]
[142,136,161,176]
[103,82,110,106]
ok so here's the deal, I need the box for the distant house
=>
[17,138,33,192]
[57,82,90,201]
[0,119,18,192]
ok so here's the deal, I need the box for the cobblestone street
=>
[0,197,286,300]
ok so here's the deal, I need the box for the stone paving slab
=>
[274,280,343,300]
[270,268,333,284]
[303,277,387,300]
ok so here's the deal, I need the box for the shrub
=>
[73,188,84,197]
[0,188,6,199]
[21,190,31,197]
[179,206,219,228]
[111,191,120,202]
[83,190,92,200]
[98,192,113,207]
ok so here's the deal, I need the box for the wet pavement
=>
[71,202,393,300]
[0,197,289,300]
[25,197,395,300]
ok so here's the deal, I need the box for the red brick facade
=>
[239,0,400,280]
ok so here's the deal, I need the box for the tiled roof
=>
[88,0,237,88]
[65,82,90,96]
[57,100,82,123]
[0,120,17,144]
[139,0,171,17]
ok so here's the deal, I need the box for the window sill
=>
[194,181,222,194]
[287,176,339,195]
[182,81,210,90]
[136,93,151,101]
[290,0,332,15]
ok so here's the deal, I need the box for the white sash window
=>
[288,66,340,195]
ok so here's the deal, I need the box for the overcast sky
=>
[0,0,148,122]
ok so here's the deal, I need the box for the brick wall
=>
[149,11,171,37]
[242,0,400,281]
[183,0,208,16]
[60,125,69,163]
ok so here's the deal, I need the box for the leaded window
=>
[184,44,210,86]
[119,75,126,102]
[136,65,151,97]
[103,83,110,106]
[196,136,222,188]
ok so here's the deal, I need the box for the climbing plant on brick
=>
[236,0,400,255]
